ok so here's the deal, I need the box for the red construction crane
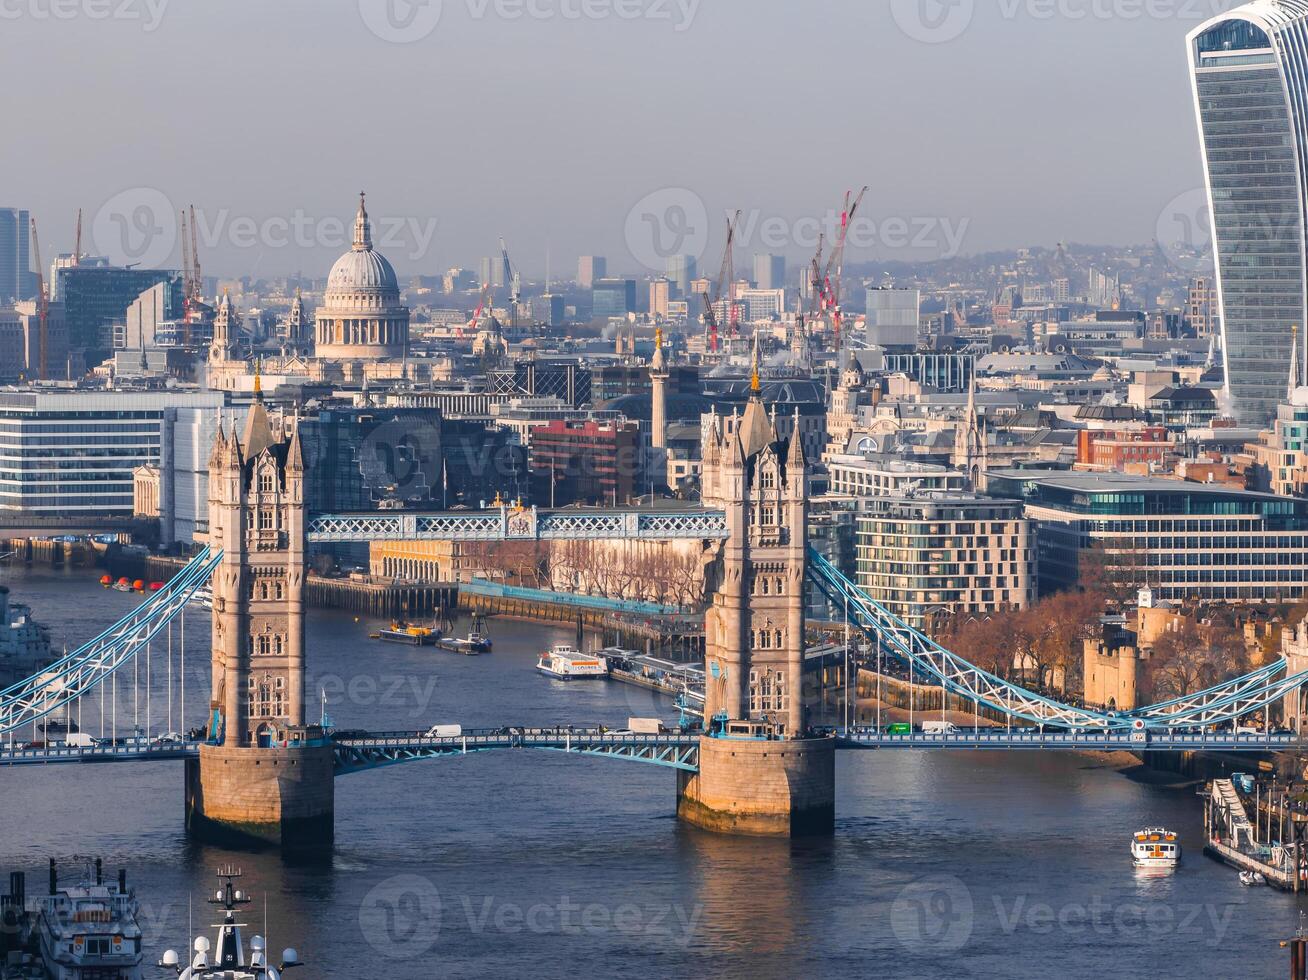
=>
[702,209,741,354]
[816,186,868,348]
[28,218,48,381]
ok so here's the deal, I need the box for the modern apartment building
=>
[854,493,1034,631]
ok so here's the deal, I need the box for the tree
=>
[1146,619,1249,701]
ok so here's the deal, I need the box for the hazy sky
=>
[7,0,1241,281]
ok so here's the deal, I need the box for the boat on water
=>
[158,867,302,980]
[434,615,492,655]
[376,621,437,646]
[1240,870,1266,886]
[536,644,608,680]
[111,578,133,594]
[1131,828,1181,869]
[0,858,144,980]
[191,587,213,610]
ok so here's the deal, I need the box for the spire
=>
[253,356,263,400]
[287,417,305,474]
[1291,326,1300,400]
[353,191,372,251]
[750,332,760,394]
[787,406,805,469]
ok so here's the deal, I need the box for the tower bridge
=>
[6,383,1308,854]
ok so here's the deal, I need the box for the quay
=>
[1204,777,1308,891]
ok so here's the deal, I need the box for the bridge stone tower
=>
[185,386,335,855]
[676,373,835,836]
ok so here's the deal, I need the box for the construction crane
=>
[72,208,82,268]
[702,209,741,354]
[180,211,193,346]
[188,204,202,304]
[816,186,868,349]
[28,218,48,381]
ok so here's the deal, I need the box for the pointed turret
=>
[787,407,805,470]
[287,418,305,475]
[241,391,274,462]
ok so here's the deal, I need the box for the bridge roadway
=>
[4,728,1307,770]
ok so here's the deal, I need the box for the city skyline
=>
[6,1,1231,280]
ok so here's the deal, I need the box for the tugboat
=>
[0,857,145,979]
[434,614,493,655]
[1130,827,1181,869]
[158,867,301,980]
[536,644,609,680]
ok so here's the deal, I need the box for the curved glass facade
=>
[1188,7,1308,425]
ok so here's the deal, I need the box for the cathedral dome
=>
[314,192,410,363]
[327,247,398,295]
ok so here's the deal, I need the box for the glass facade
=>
[1190,13,1308,425]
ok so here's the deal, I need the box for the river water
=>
[0,567,1302,979]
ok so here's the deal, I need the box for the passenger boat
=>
[376,621,436,646]
[1239,870,1266,886]
[1131,828,1181,869]
[0,858,145,980]
[191,587,213,610]
[159,867,302,979]
[536,644,608,680]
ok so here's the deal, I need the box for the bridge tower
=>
[677,372,835,836]
[185,386,335,855]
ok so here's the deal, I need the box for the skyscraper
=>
[0,209,34,304]
[577,256,606,290]
[1188,5,1308,424]
[665,254,696,298]
[753,253,785,291]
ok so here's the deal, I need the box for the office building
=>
[0,209,34,304]
[666,254,697,297]
[578,256,606,290]
[649,278,670,319]
[529,293,565,327]
[1188,6,1308,423]
[0,389,223,518]
[737,288,785,322]
[865,287,920,349]
[828,456,967,498]
[753,253,785,291]
[989,470,1308,603]
[529,419,643,506]
[855,493,1034,632]
[1187,277,1220,338]
[592,278,636,319]
[57,265,181,362]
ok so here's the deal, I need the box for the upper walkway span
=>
[306,507,728,543]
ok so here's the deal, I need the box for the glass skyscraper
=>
[1188,5,1308,425]
[0,209,33,305]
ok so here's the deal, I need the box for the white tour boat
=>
[1131,828,1181,869]
[536,645,609,680]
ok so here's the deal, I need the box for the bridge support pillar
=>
[676,735,834,836]
[186,743,335,857]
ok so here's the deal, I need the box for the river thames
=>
[1,567,1303,978]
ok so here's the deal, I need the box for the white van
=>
[425,724,462,739]
[922,721,960,735]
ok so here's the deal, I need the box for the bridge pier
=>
[676,735,834,837]
[186,743,335,856]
